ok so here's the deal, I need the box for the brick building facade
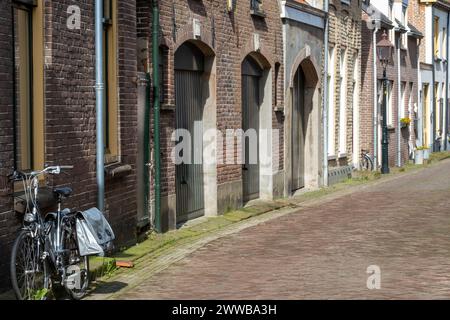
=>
[281,0,326,194]
[137,0,285,230]
[360,0,421,168]
[0,0,138,290]
[327,0,362,183]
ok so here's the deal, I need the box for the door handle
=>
[181,177,188,185]
[242,165,249,171]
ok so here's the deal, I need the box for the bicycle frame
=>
[15,166,74,280]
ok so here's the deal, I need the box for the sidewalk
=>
[86,152,450,299]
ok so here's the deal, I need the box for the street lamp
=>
[376,30,394,174]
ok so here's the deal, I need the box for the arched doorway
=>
[288,57,319,194]
[241,55,263,202]
[174,42,206,222]
[291,67,306,191]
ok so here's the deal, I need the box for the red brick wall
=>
[360,13,419,168]
[327,0,362,168]
[0,0,18,291]
[144,1,284,202]
[0,0,138,291]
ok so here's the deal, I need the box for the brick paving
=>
[114,160,450,299]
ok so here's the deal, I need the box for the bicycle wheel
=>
[62,226,89,300]
[362,155,374,171]
[10,230,50,300]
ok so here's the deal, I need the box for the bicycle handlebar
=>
[9,165,73,181]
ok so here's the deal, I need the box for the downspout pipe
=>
[445,11,449,151]
[152,0,162,233]
[417,37,422,148]
[95,0,105,213]
[373,26,379,167]
[431,5,436,151]
[397,34,402,167]
[323,0,329,186]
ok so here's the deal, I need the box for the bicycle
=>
[9,166,89,300]
[360,149,374,171]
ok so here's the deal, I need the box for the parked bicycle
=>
[9,166,89,300]
[360,149,374,171]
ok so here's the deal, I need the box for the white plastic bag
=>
[76,217,104,256]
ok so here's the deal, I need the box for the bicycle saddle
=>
[53,187,72,198]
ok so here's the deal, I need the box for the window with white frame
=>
[442,27,447,59]
[401,5,408,48]
[400,82,406,119]
[327,46,336,156]
[352,52,358,108]
[388,0,394,41]
[338,48,347,155]
[387,81,394,126]
[408,83,414,116]
[378,80,394,127]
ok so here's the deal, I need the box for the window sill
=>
[387,125,396,130]
[105,162,132,179]
[338,153,348,159]
[328,155,337,161]
[250,9,266,18]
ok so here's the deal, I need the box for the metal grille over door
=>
[175,42,205,223]
[292,67,306,191]
[242,56,262,202]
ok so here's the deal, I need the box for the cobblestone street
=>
[112,160,450,299]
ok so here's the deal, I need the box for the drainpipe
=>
[144,73,151,225]
[397,34,401,167]
[152,0,162,233]
[373,26,379,167]
[431,5,436,151]
[417,37,422,148]
[322,0,329,186]
[445,11,450,151]
[95,0,105,212]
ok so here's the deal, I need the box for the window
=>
[435,83,441,135]
[434,16,440,58]
[338,48,347,155]
[103,0,118,163]
[12,0,44,173]
[250,0,265,17]
[400,82,406,119]
[408,83,414,116]
[274,62,280,106]
[352,53,358,108]
[378,80,393,127]
[401,5,408,48]
[388,0,394,41]
[327,46,336,156]
[387,81,393,127]
[442,27,447,59]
